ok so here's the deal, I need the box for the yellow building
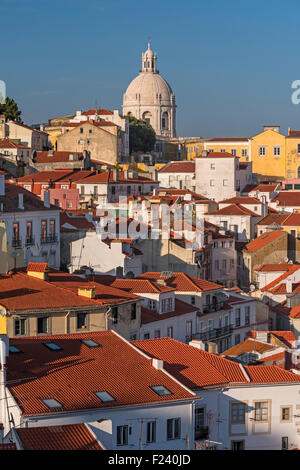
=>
[203,137,250,162]
[251,126,286,181]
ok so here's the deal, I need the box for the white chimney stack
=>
[286,279,293,294]
[152,358,164,370]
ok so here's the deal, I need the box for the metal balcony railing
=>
[12,238,22,248]
[202,302,226,313]
[25,236,35,246]
[40,234,58,244]
[191,325,233,342]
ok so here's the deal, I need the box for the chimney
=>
[202,150,208,157]
[77,286,96,299]
[189,340,205,350]
[152,358,164,370]
[18,193,24,210]
[288,127,291,136]
[0,335,9,367]
[27,262,49,280]
[112,169,119,182]
[44,190,50,208]
[40,125,44,132]
[48,150,54,157]
[76,110,82,117]
[286,279,293,294]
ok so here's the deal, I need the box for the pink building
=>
[41,188,80,210]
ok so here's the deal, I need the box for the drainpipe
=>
[105,306,112,331]
[65,311,71,334]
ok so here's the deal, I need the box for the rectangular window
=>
[245,306,250,325]
[259,146,266,156]
[273,146,281,156]
[242,148,247,157]
[131,303,136,320]
[191,296,196,305]
[49,219,55,240]
[167,326,173,338]
[80,128,83,134]
[14,318,26,336]
[154,329,161,339]
[282,437,288,450]
[231,441,245,450]
[235,334,240,345]
[112,306,118,324]
[117,425,128,446]
[80,185,84,195]
[147,421,156,443]
[12,222,20,246]
[167,418,181,440]
[186,321,192,338]
[235,308,241,327]
[210,180,215,186]
[297,144,300,154]
[148,299,156,310]
[281,407,291,421]
[210,163,215,170]
[93,186,98,195]
[111,186,116,195]
[215,260,219,270]
[221,220,228,230]
[223,179,228,186]
[220,148,226,152]
[37,317,49,334]
[255,402,268,421]
[231,402,246,424]
[231,149,237,156]
[77,312,87,329]
[41,220,47,242]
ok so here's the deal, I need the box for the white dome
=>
[124,72,174,106]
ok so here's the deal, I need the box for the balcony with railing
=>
[189,324,233,343]
[202,301,226,313]
[41,234,58,244]
[25,236,35,246]
[11,237,22,248]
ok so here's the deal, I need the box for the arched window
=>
[142,111,152,125]
[162,111,168,130]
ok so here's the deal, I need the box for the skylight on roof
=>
[95,391,116,403]
[81,339,101,348]
[42,398,63,409]
[43,343,62,351]
[150,385,172,396]
[9,345,21,353]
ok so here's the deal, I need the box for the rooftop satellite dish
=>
[288,260,293,264]
[284,257,289,263]
[250,284,256,292]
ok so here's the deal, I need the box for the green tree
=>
[123,115,156,154]
[0,97,22,122]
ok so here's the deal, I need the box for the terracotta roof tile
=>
[221,338,276,357]
[141,299,197,324]
[206,203,258,217]
[16,424,103,450]
[272,192,300,206]
[245,230,285,252]
[159,161,195,173]
[7,331,195,416]
[138,272,222,292]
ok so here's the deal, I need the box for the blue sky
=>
[2,0,300,137]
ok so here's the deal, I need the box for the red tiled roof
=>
[12,122,48,134]
[141,299,197,324]
[60,212,95,230]
[0,138,30,149]
[197,152,236,158]
[138,272,222,292]
[219,196,261,205]
[133,338,300,387]
[7,331,195,416]
[0,269,138,311]
[281,212,300,226]
[257,213,289,226]
[159,161,195,173]
[261,265,300,292]
[272,192,300,207]
[247,330,296,348]
[16,424,103,450]
[82,109,113,116]
[206,203,258,217]
[221,338,276,357]
[245,230,285,252]
[63,120,116,128]
[27,262,48,273]
[34,151,84,163]
[0,443,17,450]
[17,169,75,184]
[76,170,155,184]
[255,263,293,272]
[207,137,249,142]
[250,183,278,193]
[102,278,175,294]
[1,183,59,212]
[287,130,300,138]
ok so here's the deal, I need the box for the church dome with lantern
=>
[122,42,176,138]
